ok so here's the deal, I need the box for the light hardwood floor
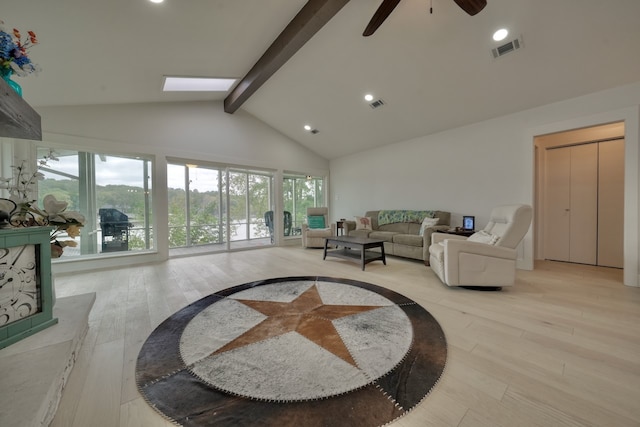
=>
[50,247,640,427]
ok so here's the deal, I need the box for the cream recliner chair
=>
[301,207,335,248]
[429,204,532,289]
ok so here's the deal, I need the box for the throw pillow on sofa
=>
[419,217,439,235]
[355,216,372,230]
[467,230,500,245]
[307,215,326,229]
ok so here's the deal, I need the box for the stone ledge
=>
[0,293,95,427]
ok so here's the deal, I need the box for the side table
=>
[437,228,476,237]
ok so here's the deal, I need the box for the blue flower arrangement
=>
[0,19,39,77]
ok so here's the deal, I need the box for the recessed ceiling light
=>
[364,94,374,102]
[303,125,319,134]
[162,76,236,92]
[149,0,164,3]
[493,28,509,42]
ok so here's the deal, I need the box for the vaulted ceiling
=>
[4,0,640,159]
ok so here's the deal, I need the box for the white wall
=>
[38,101,328,175]
[330,82,640,287]
[34,101,330,273]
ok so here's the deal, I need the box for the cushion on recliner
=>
[307,215,326,229]
[467,230,500,245]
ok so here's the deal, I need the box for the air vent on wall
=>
[492,36,523,58]
[369,99,385,109]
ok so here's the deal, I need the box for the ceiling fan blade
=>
[363,0,402,37]
[453,0,487,16]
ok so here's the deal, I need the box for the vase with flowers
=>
[0,19,39,96]
[0,151,85,258]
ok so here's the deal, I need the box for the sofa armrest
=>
[422,226,454,259]
[431,232,467,244]
[344,220,356,235]
[443,239,517,286]
[301,223,335,247]
[444,239,516,259]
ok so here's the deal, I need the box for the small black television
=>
[462,215,475,231]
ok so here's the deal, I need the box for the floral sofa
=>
[343,210,450,262]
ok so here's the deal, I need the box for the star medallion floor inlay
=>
[137,277,447,427]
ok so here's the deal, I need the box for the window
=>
[283,175,325,233]
[36,147,154,258]
[167,162,274,252]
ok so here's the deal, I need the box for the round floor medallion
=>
[136,277,447,427]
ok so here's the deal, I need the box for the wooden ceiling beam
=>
[224,0,350,114]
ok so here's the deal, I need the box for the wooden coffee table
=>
[323,236,386,271]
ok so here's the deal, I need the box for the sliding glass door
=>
[167,162,273,253]
[227,170,272,250]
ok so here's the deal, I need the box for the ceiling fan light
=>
[493,29,509,42]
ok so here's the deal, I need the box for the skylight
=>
[162,77,237,92]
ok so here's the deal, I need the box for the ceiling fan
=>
[363,0,487,36]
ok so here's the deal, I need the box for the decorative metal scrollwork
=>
[0,198,49,228]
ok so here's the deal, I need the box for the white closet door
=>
[598,139,625,268]
[569,143,598,265]
[544,147,571,261]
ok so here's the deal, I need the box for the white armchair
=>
[428,204,532,289]
[301,207,335,248]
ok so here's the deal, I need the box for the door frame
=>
[529,106,640,287]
